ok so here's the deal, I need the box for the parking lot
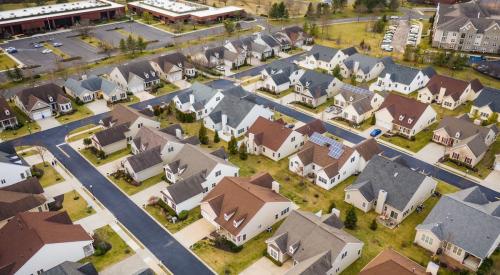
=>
[380,19,422,53]
[3,21,173,70]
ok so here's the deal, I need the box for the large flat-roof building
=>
[127,0,244,24]
[0,0,125,36]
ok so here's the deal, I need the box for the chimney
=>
[175,128,183,140]
[221,113,228,128]
[375,189,387,214]
[271,180,280,193]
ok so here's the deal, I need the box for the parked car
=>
[53,42,63,47]
[5,47,17,53]
[325,106,336,113]
[216,65,225,72]
[390,16,399,20]
[33,43,42,48]
[370,129,382,137]
[42,49,53,54]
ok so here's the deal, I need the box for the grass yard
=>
[109,173,164,196]
[274,111,296,124]
[292,97,335,114]
[145,205,201,233]
[115,29,143,41]
[0,54,18,68]
[80,225,134,271]
[56,101,93,124]
[188,74,210,83]
[192,220,283,274]
[150,20,216,34]
[67,124,101,142]
[443,138,500,179]
[151,82,179,97]
[125,95,140,105]
[381,123,438,153]
[0,105,41,141]
[33,162,64,188]
[332,116,374,132]
[62,190,96,221]
[80,147,131,166]
[258,87,294,99]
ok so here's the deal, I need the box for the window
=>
[215,170,221,177]
[0,179,5,184]
[291,137,295,142]
[20,173,25,179]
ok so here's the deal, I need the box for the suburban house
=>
[0,177,47,228]
[0,149,32,187]
[417,75,483,109]
[345,155,437,225]
[415,187,500,271]
[0,212,94,275]
[201,173,292,246]
[433,115,498,167]
[272,26,313,48]
[298,45,347,71]
[172,83,224,120]
[43,261,97,275]
[151,52,196,82]
[0,97,18,131]
[339,53,384,82]
[359,249,429,275]
[64,75,127,104]
[375,93,437,138]
[93,104,159,155]
[289,133,381,190]
[204,87,274,141]
[193,45,245,70]
[291,69,340,108]
[123,125,200,182]
[333,84,385,125]
[161,145,239,214]
[260,61,298,94]
[225,34,276,62]
[15,83,73,121]
[294,119,327,137]
[245,117,304,161]
[266,210,363,274]
[108,60,160,93]
[369,58,436,95]
[470,87,500,123]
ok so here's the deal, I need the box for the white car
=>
[390,16,399,20]
[42,49,52,54]
[5,47,17,53]
[53,42,63,47]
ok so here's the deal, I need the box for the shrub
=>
[214,236,243,253]
[328,201,336,211]
[344,207,357,229]
[370,219,378,231]
[477,258,493,275]
[213,131,220,143]
[228,136,238,155]
[31,165,44,178]
[178,210,189,221]
[238,143,248,160]
[83,138,92,147]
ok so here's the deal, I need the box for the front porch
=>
[439,253,481,271]
[376,215,398,229]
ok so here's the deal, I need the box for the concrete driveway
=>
[240,257,292,275]
[37,117,61,130]
[173,218,215,248]
[415,143,445,164]
[173,79,191,89]
[130,181,169,206]
[135,91,155,102]
[101,253,149,275]
[481,171,500,193]
[86,100,110,115]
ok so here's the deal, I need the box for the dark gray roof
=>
[0,149,29,167]
[416,187,500,259]
[93,124,128,146]
[210,147,228,160]
[341,47,358,56]
[380,58,435,85]
[345,155,429,211]
[165,170,206,204]
[176,82,219,108]
[436,0,500,32]
[208,87,262,128]
[126,147,163,173]
[309,45,340,62]
[116,60,159,83]
[260,34,280,48]
[43,261,97,275]
[473,87,500,113]
[343,53,381,74]
[65,76,121,97]
[298,70,335,99]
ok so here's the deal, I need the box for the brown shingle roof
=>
[378,94,432,129]
[295,119,326,137]
[360,249,426,275]
[0,190,46,221]
[354,138,382,161]
[16,83,69,111]
[0,177,43,194]
[0,212,92,274]
[247,117,293,151]
[101,104,153,128]
[202,173,289,236]
[426,74,469,100]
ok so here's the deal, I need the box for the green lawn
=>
[151,82,179,97]
[80,225,134,271]
[258,87,294,99]
[109,173,164,196]
[227,153,460,274]
[274,111,296,124]
[292,97,335,114]
[332,116,374,131]
[56,101,93,124]
[0,105,41,141]
[19,149,38,157]
[80,147,131,166]
[68,124,98,136]
[79,35,102,48]
[62,190,96,221]
[142,18,216,34]
[192,220,283,274]
[381,123,438,153]
[125,95,140,105]
[0,54,18,68]
[33,162,64,188]
[145,205,201,233]
[67,124,101,142]
[188,74,211,83]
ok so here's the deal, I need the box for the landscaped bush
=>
[31,165,44,178]
[213,236,243,253]
[178,210,189,221]
[92,233,112,256]
[175,109,196,123]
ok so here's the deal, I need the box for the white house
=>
[291,69,340,108]
[64,75,127,103]
[469,87,500,123]
[417,75,483,109]
[298,45,347,71]
[161,145,239,214]
[14,83,73,121]
[375,93,437,138]
[289,133,381,190]
[172,83,224,120]
[260,61,298,94]
[345,155,437,225]
[272,26,313,49]
[201,173,292,246]
[151,52,196,82]
[369,57,436,95]
[333,84,385,125]
[0,97,18,131]
[108,60,160,93]
[0,149,31,188]
[266,210,363,274]
[204,87,273,141]
[339,53,384,82]
[0,212,94,275]
[415,187,500,271]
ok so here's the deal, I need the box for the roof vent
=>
[455,132,461,138]
[48,96,54,102]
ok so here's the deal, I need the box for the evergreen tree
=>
[303,21,310,34]
[331,65,343,80]
[238,143,248,160]
[136,36,147,53]
[278,2,286,18]
[269,3,279,18]
[213,131,220,143]
[344,207,358,229]
[13,67,23,81]
[228,135,238,154]
[370,219,378,231]
[305,2,314,18]
[370,114,376,125]
[198,124,209,145]
[126,35,135,53]
[119,38,127,53]
[316,3,322,16]
[310,23,319,37]
[389,0,400,11]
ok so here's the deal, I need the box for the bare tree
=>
[33,145,48,166]
[98,41,114,58]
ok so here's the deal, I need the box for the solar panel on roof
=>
[342,84,371,96]
[309,132,344,159]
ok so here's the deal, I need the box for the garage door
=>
[376,119,392,130]
[169,71,182,82]
[32,109,52,121]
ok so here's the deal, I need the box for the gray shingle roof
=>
[0,149,28,167]
[473,87,500,113]
[345,155,429,211]
[126,147,163,173]
[416,187,500,259]
[343,53,381,74]
[208,87,261,128]
[43,261,97,275]
[93,124,128,146]
[65,76,121,98]
[298,70,335,99]
[165,170,206,204]
[379,59,434,85]
[116,60,159,83]
[177,83,219,108]
[309,45,340,62]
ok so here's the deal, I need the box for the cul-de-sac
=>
[0,0,499,274]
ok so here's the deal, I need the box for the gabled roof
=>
[208,87,263,128]
[377,93,433,129]
[16,83,70,111]
[360,249,426,275]
[0,212,92,274]
[343,53,381,74]
[101,104,154,127]
[0,177,43,195]
[260,34,280,48]
[0,149,29,167]
[309,45,340,62]
[154,52,193,73]
[267,210,361,273]
[345,155,429,211]
[0,189,46,221]
[341,47,358,57]
[296,140,354,178]
[93,123,128,146]
[295,119,326,137]
[425,74,470,100]
[416,187,500,259]
[298,70,335,99]
[380,58,435,85]
[247,117,294,151]
[353,138,382,161]
[473,87,500,113]
[0,97,16,122]
[125,146,163,173]
[202,173,289,235]
[65,76,121,97]
[115,60,159,83]
[176,82,220,109]
[43,261,98,275]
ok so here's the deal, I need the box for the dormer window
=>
[144,73,149,78]
[455,132,461,138]
[407,118,413,124]
[151,71,156,77]
[289,245,296,254]
[398,115,405,121]
[349,96,354,102]
[48,96,53,102]
[224,210,235,221]
[4,109,10,116]
[233,217,245,228]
